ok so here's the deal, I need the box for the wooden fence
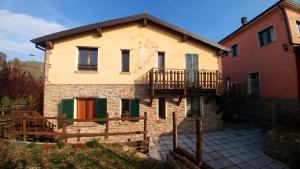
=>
[0,116,15,139]
[12,112,148,142]
[171,112,204,168]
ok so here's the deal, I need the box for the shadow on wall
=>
[157,94,224,137]
[229,97,300,129]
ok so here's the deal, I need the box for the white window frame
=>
[296,21,300,37]
[257,25,276,48]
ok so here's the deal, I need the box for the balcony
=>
[138,68,231,106]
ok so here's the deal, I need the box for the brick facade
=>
[44,83,223,143]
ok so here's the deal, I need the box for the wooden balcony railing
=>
[144,68,230,95]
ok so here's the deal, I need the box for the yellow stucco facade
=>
[286,6,300,44]
[48,22,219,84]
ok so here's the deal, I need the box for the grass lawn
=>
[0,139,164,169]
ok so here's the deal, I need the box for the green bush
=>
[85,138,100,148]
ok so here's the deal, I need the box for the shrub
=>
[86,138,100,148]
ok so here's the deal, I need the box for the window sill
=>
[119,72,131,75]
[258,40,276,48]
[75,70,99,74]
[156,119,167,123]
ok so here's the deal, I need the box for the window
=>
[258,26,276,47]
[121,99,140,119]
[78,48,98,70]
[231,44,239,57]
[60,98,107,125]
[121,50,130,72]
[158,98,166,119]
[158,52,165,72]
[297,21,300,37]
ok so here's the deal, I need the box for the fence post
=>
[200,96,204,117]
[184,70,187,95]
[22,117,26,141]
[172,112,178,150]
[143,112,147,140]
[196,118,203,167]
[62,114,67,143]
[105,113,109,140]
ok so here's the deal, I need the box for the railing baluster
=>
[155,70,158,89]
[170,71,173,89]
[177,71,180,89]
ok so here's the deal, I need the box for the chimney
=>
[241,16,248,25]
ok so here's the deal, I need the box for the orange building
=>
[220,0,300,99]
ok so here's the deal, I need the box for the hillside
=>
[20,61,43,80]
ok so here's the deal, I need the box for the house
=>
[219,0,300,99]
[31,13,229,142]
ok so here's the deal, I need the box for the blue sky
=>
[0,0,286,61]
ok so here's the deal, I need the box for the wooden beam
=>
[96,27,102,37]
[149,96,153,107]
[177,95,183,106]
[143,112,147,140]
[172,112,178,150]
[196,118,203,167]
[143,17,147,27]
[182,34,188,42]
[46,40,53,50]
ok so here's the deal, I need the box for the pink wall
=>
[221,7,299,99]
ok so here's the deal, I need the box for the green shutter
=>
[96,98,107,124]
[130,99,140,122]
[61,99,74,125]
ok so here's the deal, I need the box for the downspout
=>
[278,2,293,45]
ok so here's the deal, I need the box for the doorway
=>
[249,72,260,97]
[77,98,96,119]
[186,97,200,117]
[186,54,198,86]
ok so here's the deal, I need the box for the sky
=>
[0,0,289,61]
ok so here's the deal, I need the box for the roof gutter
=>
[35,44,46,51]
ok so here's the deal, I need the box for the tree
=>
[0,52,10,107]
[7,65,27,103]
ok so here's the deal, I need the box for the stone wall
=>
[265,129,300,169]
[44,84,223,143]
[228,98,300,129]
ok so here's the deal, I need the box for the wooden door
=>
[77,98,96,119]
[250,73,260,97]
[186,54,199,85]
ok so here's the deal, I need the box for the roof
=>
[31,13,229,52]
[219,0,300,44]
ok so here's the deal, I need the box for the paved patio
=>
[148,123,289,169]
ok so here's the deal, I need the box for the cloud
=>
[0,9,67,60]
